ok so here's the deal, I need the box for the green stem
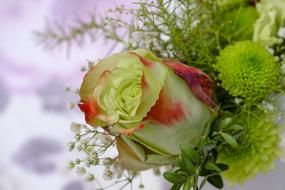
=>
[193,175,198,190]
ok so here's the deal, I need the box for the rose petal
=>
[78,100,99,125]
[163,60,216,107]
[144,89,185,126]
[131,68,216,155]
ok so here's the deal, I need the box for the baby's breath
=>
[67,123,142,189]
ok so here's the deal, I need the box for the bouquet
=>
[38,0,285,189]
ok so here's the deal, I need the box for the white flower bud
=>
[67,161,75,169]
[71,122,82,134]
[67,142,75,151]
[86,174,95,182]
[76,167,86,176]
[103,170,114,180]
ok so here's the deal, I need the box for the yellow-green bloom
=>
[222,6,258,41]
[79,50,216,171]
[253,0,285,46]
[216,41,280,103]
[218,110,282,185]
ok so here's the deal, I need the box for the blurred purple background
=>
[0,0,285,190]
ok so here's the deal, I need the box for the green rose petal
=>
[80,53,125,102]
[116,136,176,171]
[131,68,215,155]
[131,49,167,122]
[80,50,168,128]
[94,53,143,124]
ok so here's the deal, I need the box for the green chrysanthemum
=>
[217,0,248,10]
[218,110,282,185]
[222,6,258,41]
[216,41,280,103]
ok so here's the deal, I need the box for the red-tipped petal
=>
[163,60,216,107]
[139,56,154,68]
[78,100,99,125]
[141,75,148,89]
[144,90,186,126]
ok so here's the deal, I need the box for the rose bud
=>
[79,49,216,171]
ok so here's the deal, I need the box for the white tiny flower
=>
[234,98,243,105]
[98,134,113,146]
[278,27,285,38]
[67,142,75,151]
[103,170,114,180]
[86,174,95,182]
[71,122,82,134]
[76,167,86,176]
[67,161,75,169]
[68,102,76,109]
[266,47,275,55]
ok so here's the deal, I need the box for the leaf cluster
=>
[164,142,227,190]
[163,114,244,190]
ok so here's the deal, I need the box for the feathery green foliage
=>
[36,0,257,78]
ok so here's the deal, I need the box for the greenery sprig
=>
[163,115,243,190]
[36,0,251,77]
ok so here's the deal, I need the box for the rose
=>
[79,49,216,171]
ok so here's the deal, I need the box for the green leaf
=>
[202,143,216,157]
[199,169,212,176]
[172,159,183,168]
[203,118,213,137]
[220,132,239,147]
[216,163,229,171]
[207,175,224,189]
[219,117,232,128]
[170,183,183,190]
[198,138,208,151]
[181,155,195,175]
[224,124,244,131]
[212,149,218,162]
[180,145,200,163]
[233,130,245,140]
[203,160,221,172]
[213,135,224,142]
[199,177,208,190]
[163,172,187,184]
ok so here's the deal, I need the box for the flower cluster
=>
[39,0,285,189]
